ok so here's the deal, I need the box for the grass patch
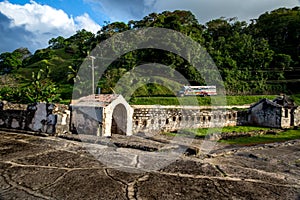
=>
[166,126,300,146]
[220,129,300,145]
[59,99,71,105]
[291,94,300,105]
[176,126,273,138]
[129,95,277,106]
[225,95,277,105]
[130,97,180,105]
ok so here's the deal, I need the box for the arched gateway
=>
[70,94,133,137]
[111,104,127,135]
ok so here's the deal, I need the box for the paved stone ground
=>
[0,130,299,200]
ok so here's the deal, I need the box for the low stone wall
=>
[0,102,71,134]
[0,101,28,110]
[293,107,300,128]
[132,105,240,135]
[53,104,71,134]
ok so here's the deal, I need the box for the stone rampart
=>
[132,105,242,135]
[0,102,70,134]
[1,101,298,136]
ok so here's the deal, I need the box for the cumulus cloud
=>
[0,1,101,53]
[75,13,101,34]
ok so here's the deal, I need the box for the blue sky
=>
[0,0,299,53]
[7,0,110,25]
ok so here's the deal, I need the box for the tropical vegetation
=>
[0,7,299,103]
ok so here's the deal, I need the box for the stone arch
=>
[102,96,133,137]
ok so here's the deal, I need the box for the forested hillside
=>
[0,7,299,103]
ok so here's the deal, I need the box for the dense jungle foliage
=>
[0,7,299,103]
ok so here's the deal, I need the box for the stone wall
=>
[236,110,249,126]
[53,104,71,134]
[293,107,300,128]
[0,101,298,136]
[0,101,27,110]
[0,102,71,134]
[248,102,282,128]
[70,106,102,136]
[281,108,292,128]
[132,105,239,135]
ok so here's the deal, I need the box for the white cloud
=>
[75,13,101,34]
[0,0,101,53]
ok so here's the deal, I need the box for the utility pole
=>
[88,56,96,94]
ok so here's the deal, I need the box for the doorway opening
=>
[111,104,127,135]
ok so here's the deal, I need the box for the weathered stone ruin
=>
[0,94,299,136]
[132,105,238,136]
[70,94,133,137]
[246,95,300,129]
[0,101,70,134]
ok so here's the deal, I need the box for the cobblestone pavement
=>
[0,131,299,199]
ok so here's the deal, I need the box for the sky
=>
[0,0,299,54]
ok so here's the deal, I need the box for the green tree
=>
[250,7,300,71]
[65,29,95,57]
[49,36,66,49]
[25,66,61,103]
[0,48,30,74]
[205,18,277,94]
